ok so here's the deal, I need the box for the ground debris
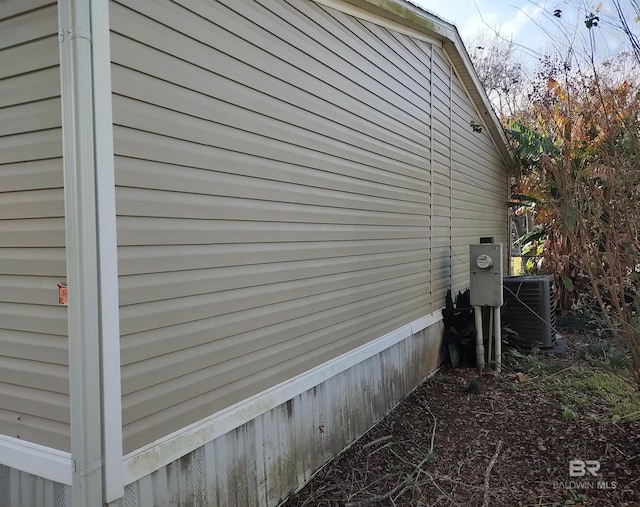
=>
[282,335,640,507]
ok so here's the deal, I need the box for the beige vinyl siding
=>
[0,2,69,451]
[448,60,508,291]
[430,47,452,306]
[110,0,436,452]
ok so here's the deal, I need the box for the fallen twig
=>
[362,435,393,450]
[422,472,456,504]
[367,441,392,457]
[344,479,405,506]
[347,400,438,507]
[482,440,503,507]
[422,471,493,493]
[415,394,437,454]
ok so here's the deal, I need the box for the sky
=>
[410,0,638,69]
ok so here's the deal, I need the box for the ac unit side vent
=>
[503,275,556,348]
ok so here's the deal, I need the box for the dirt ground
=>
[282,330,640,507]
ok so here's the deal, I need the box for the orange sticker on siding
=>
[58,283,68,305]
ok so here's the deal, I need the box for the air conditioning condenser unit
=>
[502,275,557,349]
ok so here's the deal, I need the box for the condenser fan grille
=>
[503,275,556,348]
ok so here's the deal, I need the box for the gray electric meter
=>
[469,244,503,306]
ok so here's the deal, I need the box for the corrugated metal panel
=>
[0,3,69,451]
[110,0,436,452]
[0,464,71,507]
[123,321,443,507]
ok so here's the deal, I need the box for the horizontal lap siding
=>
[430,47,451,307]
[0,2,69,451]
[448,60,508,291]
[110,0,434,452]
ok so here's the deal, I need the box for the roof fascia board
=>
[313,0,442,46]
[336,0,451,40]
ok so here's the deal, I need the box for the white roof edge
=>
[340,0,515,169]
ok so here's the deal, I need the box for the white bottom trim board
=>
[0,435,73,485]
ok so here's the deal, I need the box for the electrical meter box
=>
[470,243,503,306]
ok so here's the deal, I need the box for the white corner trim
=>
[0,435,73,485]
[90,0,124,502]
[123,311,443,485]
[58,0,113,503]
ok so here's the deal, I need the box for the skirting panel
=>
[122,320,445,507]
[0,465,71,507]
